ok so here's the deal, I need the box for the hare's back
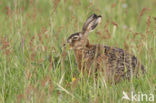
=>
[103,46,138,78]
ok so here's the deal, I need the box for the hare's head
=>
[65,14,102,50]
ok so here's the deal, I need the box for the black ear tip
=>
[93,13,97,16]
[92,13,97,18]
[92,13,102,18]
[98,15,102,18]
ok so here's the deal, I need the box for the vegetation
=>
[0,0,155,103]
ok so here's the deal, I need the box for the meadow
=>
[0,0,156,103]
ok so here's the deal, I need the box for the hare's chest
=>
[84,49,96,59]
[82,48,98,68]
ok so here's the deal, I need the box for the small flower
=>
[72,77,76,82]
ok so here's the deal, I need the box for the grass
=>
[0,0,156,103]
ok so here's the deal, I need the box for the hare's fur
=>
[66,14,145,83]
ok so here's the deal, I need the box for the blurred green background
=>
[0,0,156,103]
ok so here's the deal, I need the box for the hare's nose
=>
[63,42,71,49]
[63,43,66,47]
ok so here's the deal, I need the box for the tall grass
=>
[0,0,156,103]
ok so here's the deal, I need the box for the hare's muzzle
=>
[63,42,72,50]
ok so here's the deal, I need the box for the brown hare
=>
[65,14,145,83]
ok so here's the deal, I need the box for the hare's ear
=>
[82,14,102,34]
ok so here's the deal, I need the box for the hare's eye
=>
[72,37,79,40]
